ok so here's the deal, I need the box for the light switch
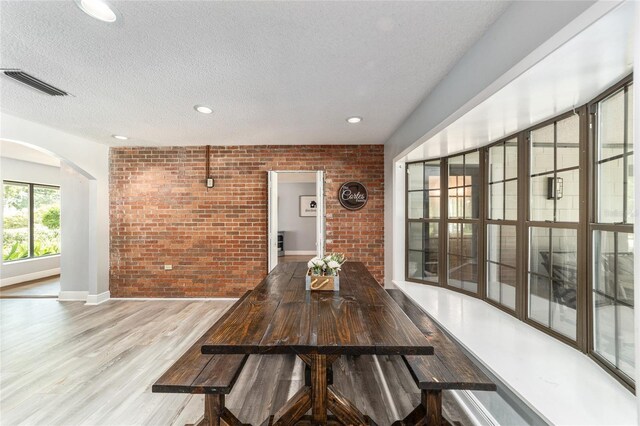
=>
[164,264,173,270]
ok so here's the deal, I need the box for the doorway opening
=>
[267,171,325,272]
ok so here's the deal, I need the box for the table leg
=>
[424,390,442,426]
[203,394,223,426]
[310,354,328,424]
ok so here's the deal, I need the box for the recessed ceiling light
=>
[346,116,362,124]
[194,105,213,114]
[75,0,117,23]
[112,135,128,140]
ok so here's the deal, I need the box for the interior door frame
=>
[267,170,325,272]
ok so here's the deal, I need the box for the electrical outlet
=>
[164,264,173,270]
[206,177,214,188]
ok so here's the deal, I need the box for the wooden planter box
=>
[305,271,340,291]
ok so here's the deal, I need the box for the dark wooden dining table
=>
[201,261,433,425]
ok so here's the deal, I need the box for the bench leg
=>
[201,395,223,426]
[423,390,442,426]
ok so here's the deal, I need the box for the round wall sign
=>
[338,181,368,210]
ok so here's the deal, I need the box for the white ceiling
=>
[0,140,61,167]
[405,1,634,161]
[0,1,510,147]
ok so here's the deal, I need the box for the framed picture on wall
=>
[300,195,317,217]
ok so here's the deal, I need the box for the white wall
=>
[59,163,91,293]
[383,0,603,286]
[278,182,316,253]
[0,113,109,301]
[0,157,61,286]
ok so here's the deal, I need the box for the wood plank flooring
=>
[0,277,60,298]
[0,299,472,425]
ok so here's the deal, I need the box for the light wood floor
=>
[0,299,471,425]
[0,276,60,298]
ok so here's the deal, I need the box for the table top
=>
[201,262,433,355]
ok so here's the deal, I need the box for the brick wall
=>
[109,145,384,297]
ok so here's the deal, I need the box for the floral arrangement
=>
[307,253,346,276]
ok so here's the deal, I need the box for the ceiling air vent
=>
[2,70,69,96]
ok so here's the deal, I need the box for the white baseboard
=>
[58,291,88,301]
[0,268,60,287]
[85,291,110,305]
[111,297,240,301]
[284,250,316,256]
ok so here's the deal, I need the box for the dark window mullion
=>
[29,183,34,258]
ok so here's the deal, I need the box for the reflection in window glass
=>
[486,224,516,310]
[2,182,30,261]
[488,139,518,221]
[448,223,478,293]
[448,153,480,220]
[530,115,580,224]
[528,227,577,339]
[407,160,440,283]
[592,83,634,381]
[597,84,634,225]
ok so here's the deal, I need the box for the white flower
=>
[312,258,325,268]
[327,260,341,270]
[324,255,332,262]
[307,260,316,269]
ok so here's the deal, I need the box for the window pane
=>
[593,231,635,379]
[556,114,580,170]
[465,152,480,219]
[598,157,624,223]
[617,233,634,306]
[487,224,517,310]
[556,168,579,222]
[408,222,423,251]
[425,223,439,281]
[33,186,61,257]
[448,156,464,219]
[448,223,478,293]
[627,85,633,151]
[627,154,634,224]
[424,161,440,191]
[504,180,518,221]
[529,274,551,327]
[550,228,577,339]
[594,292,616,365]
[2,182,30,261]
[531,124,554,175]
[504,139,518,180]
[488,144,504,183]
[408,191,424,219]
[426,190,440,219]
[408,251,424,280]
[487,262,500,302]
[489,182,504,220]
[593,230,616,297]
[407,163,424,191]
[529,226,549,277]
[530,175,554,221]
[598,88,625,161]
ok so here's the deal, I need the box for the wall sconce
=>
[547,177,563,200]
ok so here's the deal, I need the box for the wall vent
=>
[2,70,69,96]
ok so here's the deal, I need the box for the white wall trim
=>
[111,297,240,301]
[58,290,88,301]
[85,291,110,305]
[284,250,316,256]
[0,267,60,287]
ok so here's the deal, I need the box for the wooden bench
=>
[152,291,251,426]
[387,289,496,426]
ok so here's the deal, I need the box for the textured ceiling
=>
[0,1,509,147]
